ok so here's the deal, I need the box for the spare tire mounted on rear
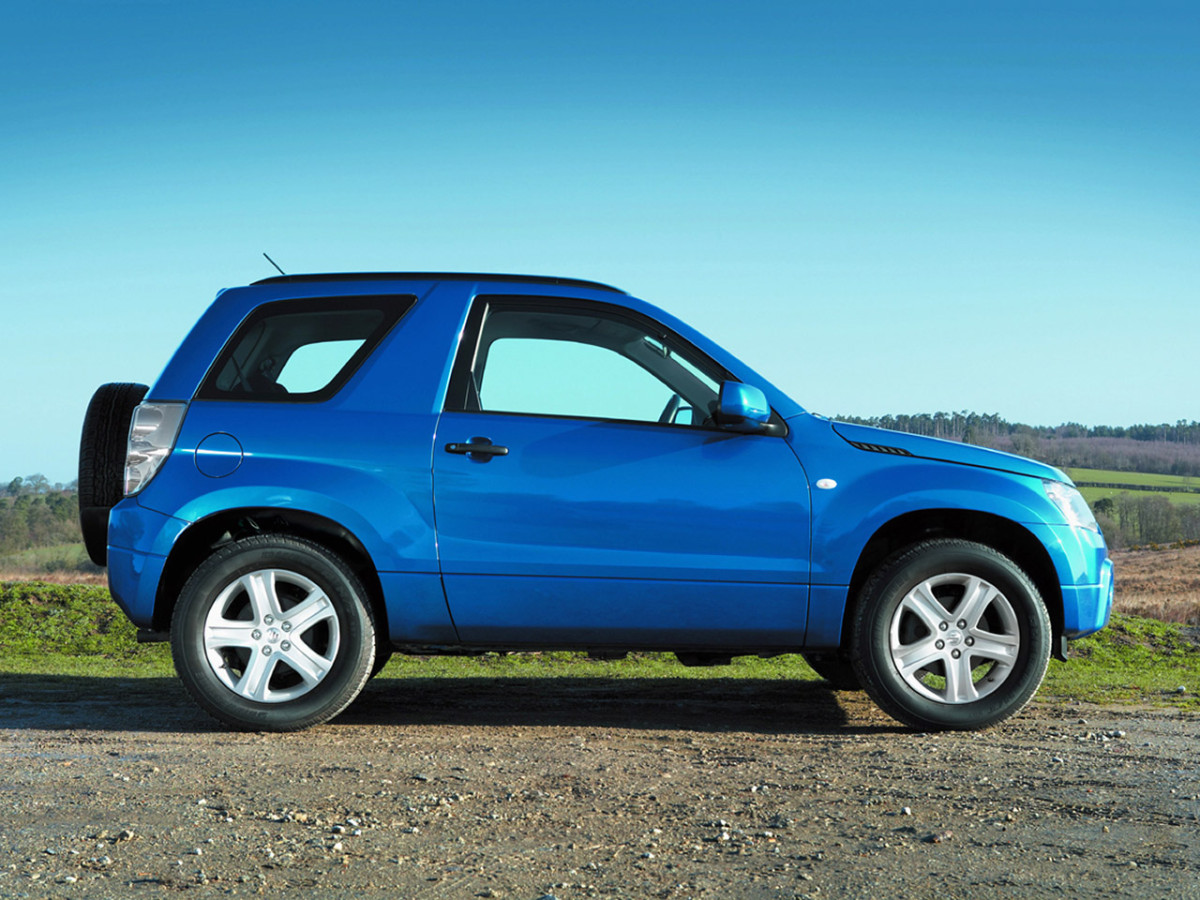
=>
[78,382,149,566]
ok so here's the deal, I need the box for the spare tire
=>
[79,382,149,566]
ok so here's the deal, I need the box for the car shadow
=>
[0,674,901,735]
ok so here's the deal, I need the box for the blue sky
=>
[3,0,1197,483]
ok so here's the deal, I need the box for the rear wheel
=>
[851,539,1051,731]
[171,535,376,731]
[78,382,148,565]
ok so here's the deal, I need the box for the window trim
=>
[195,294,415,404]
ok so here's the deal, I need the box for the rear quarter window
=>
[197,295,414,402]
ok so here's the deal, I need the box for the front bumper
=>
[1031,522,1114,639]
[1062,555,1114,638]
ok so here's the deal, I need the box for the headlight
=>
[1043,480,1099,532]
[125,402,187,495]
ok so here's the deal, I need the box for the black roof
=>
[251,272,626,294]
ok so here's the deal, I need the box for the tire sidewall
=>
[172,537,375,731]
[853,542,1051,730]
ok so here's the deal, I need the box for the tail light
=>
[125,402,187,495]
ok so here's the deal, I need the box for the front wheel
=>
[851,539,1051,731]
[171,535,376,731]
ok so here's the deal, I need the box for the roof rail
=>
[251,272,626,294]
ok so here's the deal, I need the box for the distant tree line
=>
[835,412,1200,478]
[0,475,82,557]
[1092,495,1200,550]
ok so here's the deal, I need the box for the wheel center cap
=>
[265,628,281,644]
[946,630,964,647]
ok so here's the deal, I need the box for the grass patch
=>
[0,581,173,677]
[2,583,1197,710]
[1042,613,1200,708]
[1067,468,1200,489]
[375,649,814,681]
[1068,467,1200,506]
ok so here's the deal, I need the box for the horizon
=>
[3,1,1197,482]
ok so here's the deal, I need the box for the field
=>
[1106,544,1200,623]
[0,542,106,584]
[1067,466,1200,506]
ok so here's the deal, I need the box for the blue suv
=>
[78,273,1113,731]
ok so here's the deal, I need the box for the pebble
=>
[901,807,912,816]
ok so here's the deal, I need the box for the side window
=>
[453,302,725,426]
[276,340,366,393]
[482,337,674,421]
[198,295,413,402]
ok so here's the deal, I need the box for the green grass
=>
[1067,467,1200,506]
[375,648,808,681]
[1042,615,1200,706]
[0,581,173,676]
[1067,468,1200,489]
[2,582,1198,710]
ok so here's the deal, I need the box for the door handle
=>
[445,437,509,459]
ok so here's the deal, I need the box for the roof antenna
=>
[262,252,286,276]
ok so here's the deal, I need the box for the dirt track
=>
[1,674,1198,899]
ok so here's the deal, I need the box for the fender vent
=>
[847,440,913,457]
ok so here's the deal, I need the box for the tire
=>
[78,382,149,566]
[851,539,1051,731]
[171,535,376,731]
[802,652,862,690]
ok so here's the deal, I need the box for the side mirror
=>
[717,382,771,433]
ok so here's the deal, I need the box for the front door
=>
[432,296,810,649]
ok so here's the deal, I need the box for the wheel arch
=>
[842,509,1065,660]
[153,507,388,637]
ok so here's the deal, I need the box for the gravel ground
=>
[1,674,1198,899]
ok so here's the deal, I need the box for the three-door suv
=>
[79,272,1113,731]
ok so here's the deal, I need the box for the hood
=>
[830,421,1069,482]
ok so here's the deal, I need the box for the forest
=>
[0,475,85,560]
